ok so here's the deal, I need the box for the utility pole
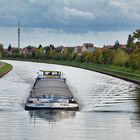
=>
[18,22,20,51]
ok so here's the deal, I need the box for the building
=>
[22,46,36,55]
[120,44,127,49]
[74,43,96,55]
[81,43,95,52]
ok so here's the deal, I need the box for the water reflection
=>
[29,110,76,123]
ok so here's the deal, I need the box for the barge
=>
[25,70,79,110]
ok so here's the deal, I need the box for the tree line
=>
[1,29,140,70]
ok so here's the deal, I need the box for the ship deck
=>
[30,79,73,98]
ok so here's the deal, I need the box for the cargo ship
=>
[25,70,79,110]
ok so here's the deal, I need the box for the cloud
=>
[0,0,139,33]
[63,7,95,20]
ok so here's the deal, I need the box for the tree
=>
[66,47,75,60]
[129,47,140,70]
[38,44,43,49]
[8,44,12,51]
[90,49,103,64]
[114,40,120,50]
[81,52,89,62]
[0,44,3,52]
[61,48,69,60]
[35,47,44,59]
[0,44,3,59]
[44,46,50,55]
[75,55,82,62]
[53,52,62,60]
[133,29,140,42]
[0,51,2,59]
[112,48,128,66]
[127,34,135,53]
[103,49,115,64]
[69,51,76,61]
[50,44,54,50]
[47,47,56,59]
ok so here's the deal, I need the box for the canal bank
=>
[0,61,13,78]
[4,58,140,85]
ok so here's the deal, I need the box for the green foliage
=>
[58,48,74,60]
[0,62,13,77]
[114,40,120,50]
[0,51,2,59]
[69,52,76,61]
[127,34,135,53]
[35,47,44,59]
[0,43,3,59]
[47,48,56,59]
[0,44,3,52]
[8,44,12,51]
[133,29,140,42]
[112,48,128,66]
[61,48,69,60]
[81,52,89,62]
[127,34,134,43]
[90,49,103,64]
[38,44,43,49]
[53,52,62,60]
[103,49,115,64]
[75,55,82,62]
[129,48,140,70]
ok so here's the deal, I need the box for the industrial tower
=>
[18,22,20,50]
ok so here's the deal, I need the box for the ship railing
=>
[28,96,77,104]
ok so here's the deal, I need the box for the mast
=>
[18,22,20,51]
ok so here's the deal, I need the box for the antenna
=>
[18,22,20,51]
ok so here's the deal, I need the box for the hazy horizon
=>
[0,26,134,48]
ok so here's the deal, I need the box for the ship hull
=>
[25,102,79,110]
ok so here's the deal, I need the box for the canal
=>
[0,60,140,140]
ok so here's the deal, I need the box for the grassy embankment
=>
[6,58,140,84]
[0,61,13,78]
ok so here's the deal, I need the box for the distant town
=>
[0,29,139,72]
[2,41,127,56]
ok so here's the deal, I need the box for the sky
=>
[0,0,140,48]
